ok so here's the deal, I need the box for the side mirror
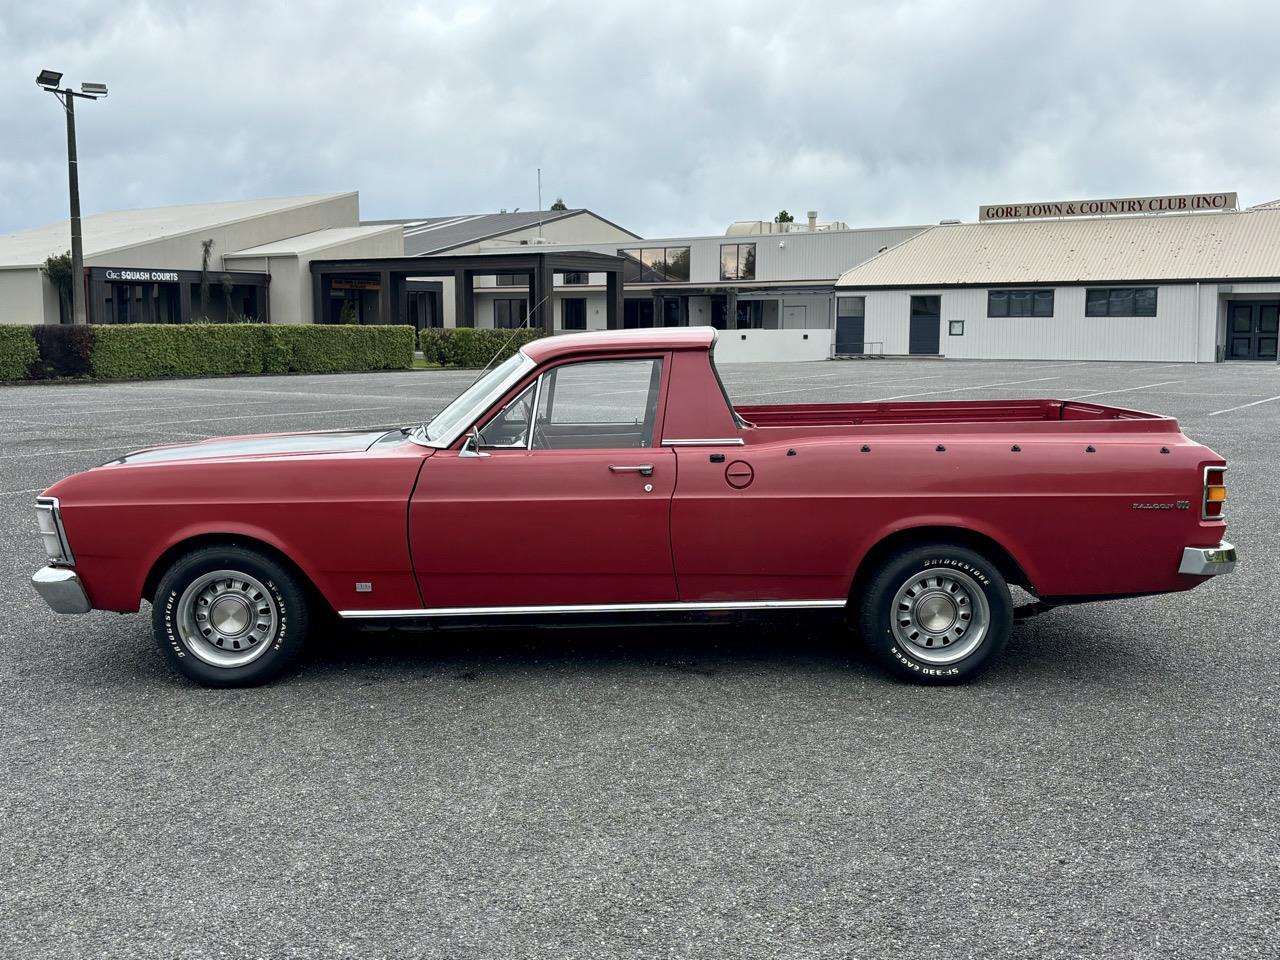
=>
[459,425,490,458]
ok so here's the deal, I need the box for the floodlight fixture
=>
[36,70,108,324]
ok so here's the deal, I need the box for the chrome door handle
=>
[609,463,654,476]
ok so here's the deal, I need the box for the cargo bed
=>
[734,398,1165,428]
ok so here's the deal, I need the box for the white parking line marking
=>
[738,375,944,399]
[0,487,49,497]
[0,444,186,461]
[1066,380,1183,400]
[118,405,397,428]
[107,384,452,403]
[866,377,1060,402]
[1208,394,1280,417]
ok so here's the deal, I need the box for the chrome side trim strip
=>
[339,599,846,619]
[660,438,746,447]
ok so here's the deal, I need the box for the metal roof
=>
[225,225,402,257]
[0,193,356,269]
[368,209,640,256]
[835,208,1280,288]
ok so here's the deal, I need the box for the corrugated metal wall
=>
[861,284,1220,361]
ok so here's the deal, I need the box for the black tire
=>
[856,543,1012,684]
[152,545,309,687]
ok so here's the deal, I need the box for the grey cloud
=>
[2,0,1278,237]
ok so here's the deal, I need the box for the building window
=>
[736,300,764,329]
[988,289,1054,317]
[493,298,528,328]
[623,299,654,328]
[949,320,965,336]
[561,272,589,285]
[495,273,524,287]
[1086,287,1157,317]
[618,247,691,283]
[720,243,756,281]
[561,298,587,330]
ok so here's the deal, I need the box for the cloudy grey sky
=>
[3,0,1279,237]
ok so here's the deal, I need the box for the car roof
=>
[521,326,716,363]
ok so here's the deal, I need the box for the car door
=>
[409,354,676,608]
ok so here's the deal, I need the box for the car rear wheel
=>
[152,545,309,687]
[856,543,1012,684]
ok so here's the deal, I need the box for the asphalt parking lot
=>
[2,356,1277,958]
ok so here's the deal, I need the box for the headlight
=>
[35,497,74,564]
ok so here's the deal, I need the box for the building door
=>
[909,295,941,355]
[835,296,865,354]
[1227,301,1279,360]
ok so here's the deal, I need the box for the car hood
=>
[109,429,400,465]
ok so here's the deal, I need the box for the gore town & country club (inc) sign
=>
[103,268,181,282]
[979,192,1238,222]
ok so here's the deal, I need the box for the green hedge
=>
[90,324,415,379]
[0,326,40,380]
[418,327,547,367]
[31,326,95,379]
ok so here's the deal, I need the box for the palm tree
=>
[199,239,215,319]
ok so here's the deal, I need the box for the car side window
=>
[533,359,662,449]
[476,381,536,448]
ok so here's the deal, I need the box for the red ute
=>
[32,327,1236,686]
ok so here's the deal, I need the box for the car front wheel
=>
[857,543,1012,684]
[152,545,309,687]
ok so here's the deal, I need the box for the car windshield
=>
[418,351,535,445]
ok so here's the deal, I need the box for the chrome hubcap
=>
[176,570,279,669]
[890,567,990,665]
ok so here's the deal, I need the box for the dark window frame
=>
[618,246,692,284]
[988,288,1054,318]
[720,242,757,281]
[560,297,587,331]
[1085,287,1157,317]
[561,272,589,286]
[493,297,528,329]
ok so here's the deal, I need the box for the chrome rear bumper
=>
[32,565,92,614]
[1178,541,1237,577]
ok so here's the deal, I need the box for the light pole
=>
[36,70,107,325]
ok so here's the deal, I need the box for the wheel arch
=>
[848,524,1035,605]
[141,532,335,617]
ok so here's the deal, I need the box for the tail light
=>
[1202,466,1227,520]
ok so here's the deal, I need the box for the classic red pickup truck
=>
[33,327,1235,687]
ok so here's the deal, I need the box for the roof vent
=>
[939,218,962,225]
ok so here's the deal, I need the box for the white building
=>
[453,215,928,362]
[0,193,404,327]
[833,198,1280,363]
[0,196,637,329]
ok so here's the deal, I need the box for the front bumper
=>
[1178,541,1237,577]
[32,565,92,614]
